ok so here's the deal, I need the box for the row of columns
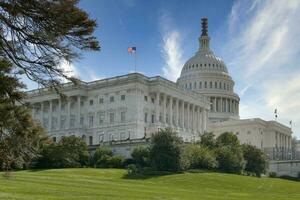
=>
[155,92,207,133]
[32,96,82,131]
[277,132,292,150]
[210,97,239,114]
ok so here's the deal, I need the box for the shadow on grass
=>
[123,171,183,180]
[278,175,300,182]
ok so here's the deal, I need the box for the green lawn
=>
[0,169,299,200]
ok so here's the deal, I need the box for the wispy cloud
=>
[224,0,300,138]
[59,59,79,82]
[159,12,184,82]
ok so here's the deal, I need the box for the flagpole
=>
[134,51,137,73]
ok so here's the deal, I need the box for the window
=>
[89,136,93,145]
[60,116,66,129]
[144,113,148,123]
[205,82,207,88]
[215,82,217,89]
[109,113,115,123]
[110,96,114,102]
[89,115,94,127]
[151,114,155,123]
[80,101,84,106]
[210,82,212,89]
[199,82,202,89]
[219,82,222,89]
[53,137,56,142]
[99,98,104,104]
[189,83,192,89]
[121,111,126,122]
[121,95,125,101]
[144,96,148,101]
[98,111,105,125]
[194,82,196,89]
[99,134,104,142]
[70,115,75,128]
[151,98,155,104]
[90,100,93,106]
[80,115,84,126]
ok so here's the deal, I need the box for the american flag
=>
[127,47,136,53]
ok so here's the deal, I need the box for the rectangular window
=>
[89,115,93,127]
[53,137,56,142]
[110,96,114,102]
[98,112,105,125]
[144,113,148,123]
[80,115,84,126]
[89,136,93,145]
[121,95,125,101]
[109,113,115,123]
[151,114,155,123]
[99,98,104,104]
[70,115,75,128]
[151,98,155,104]
[144,96,148,101]
[90,100,93,106]
[99,134,104,142]
[121,111,126,122]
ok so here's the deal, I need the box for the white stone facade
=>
[27,74,210,145]
[25,18,293,160]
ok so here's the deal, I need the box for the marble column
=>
[191,104,194,131]
[163,94,166,124]
[181,101,184,128]
[67,98,71,129]
[41,101,44,125]
[155,93,160,123]
[78,96,81,127]
[214,97,217,112]
[175,99,179,126]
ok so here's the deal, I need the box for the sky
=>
[24,0,300,138]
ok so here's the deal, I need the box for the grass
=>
[0,168,300,200]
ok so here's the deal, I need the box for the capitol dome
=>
[177,18,240,122]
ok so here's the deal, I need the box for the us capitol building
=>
[26,18,292,160]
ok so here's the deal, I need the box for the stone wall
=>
[268,160,300,178]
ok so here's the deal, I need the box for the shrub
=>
[181,144,218,170]
[91,147,113,168]
[127,164,139,175]
[242,144,267,177]
[149,128,182,172]
[269,172,277,178]
[215,146,245,173]
[35,136,89,168]
[107,156,124,168]
[200,132,216,149]
[131,146,150,168]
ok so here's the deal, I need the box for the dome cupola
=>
[177,18,240,122]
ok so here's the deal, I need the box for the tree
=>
[242,144,267,177]
[215,132,245,173]
[36,136,89,168]
[199,132,216,149]
[131,146,149,168]
[0,0,100,89]
[181,144,218,170]
[91,147,113,168]
[0,60,45,170]
[149,128,182,172]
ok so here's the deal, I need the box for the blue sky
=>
[25,0,300,138]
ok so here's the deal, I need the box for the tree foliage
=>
[0,0,100,89]
[36,136,89,168]
[181,144,218,170]
[199,132,216,149]
[131,146,149,168]
[149,128,182,172]
[0,60,45,170]
[242,144,267,177]
[215,132,245,173]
